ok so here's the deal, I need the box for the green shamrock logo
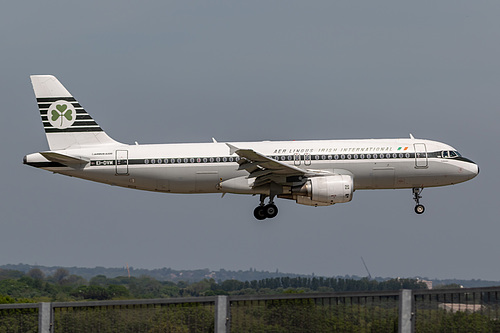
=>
[47,101,76,129]
[51,104,73,127]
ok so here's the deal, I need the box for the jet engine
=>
[292,175,354,206]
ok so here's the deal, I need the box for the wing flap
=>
[228,144,305,174]
[226,143,306,187]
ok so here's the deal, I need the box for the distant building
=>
[439,303,482,313]
[417,278,433,289]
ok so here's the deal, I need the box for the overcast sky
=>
[1,1,498,281]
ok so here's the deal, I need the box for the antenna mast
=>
[361,256,372,280]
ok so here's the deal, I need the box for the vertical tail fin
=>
[30,75,120,150]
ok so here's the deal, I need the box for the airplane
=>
[23,75,479,220]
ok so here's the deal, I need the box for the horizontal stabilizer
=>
[40,152,89,166]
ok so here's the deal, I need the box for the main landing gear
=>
[253,194,278,220]
[412,187,425,214]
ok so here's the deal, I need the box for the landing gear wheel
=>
[415,204,425,215]
[264,204,278,219]
[253,206,267,220]
[412,188,425,215]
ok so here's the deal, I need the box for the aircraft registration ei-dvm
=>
[24,75,479,220]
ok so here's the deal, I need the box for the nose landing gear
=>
[253,194,279,220]
[413,188,425,214]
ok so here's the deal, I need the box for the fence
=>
[1,286,500,332]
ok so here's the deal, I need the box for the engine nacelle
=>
[296,175,353,206]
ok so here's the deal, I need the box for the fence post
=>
[39,302,51,333]
[215,295,229,333]
[399,289,414,333]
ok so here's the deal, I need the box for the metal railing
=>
[51,297,215,333]
[229,291,400,332]
[1,286,500,332]
[0,302,39,332]
[413,287,500,332]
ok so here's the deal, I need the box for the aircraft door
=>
[294,153,301,166]
[115,150,129,175]
[304,153,311,166]
[414,143,428,168]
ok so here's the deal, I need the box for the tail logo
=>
[48,101,76,129]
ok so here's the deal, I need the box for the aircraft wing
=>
[40,152,89,166]
[227,143,325,187]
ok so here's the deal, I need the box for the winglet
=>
[226,143,239,155]
[409,133,415,139]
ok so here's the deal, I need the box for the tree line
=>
[3,268,499,333]
[0,267,427,303]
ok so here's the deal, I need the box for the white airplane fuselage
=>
[24,75,479,219]
[25,139,477,193]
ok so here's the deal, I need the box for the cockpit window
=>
[441,150,462,158]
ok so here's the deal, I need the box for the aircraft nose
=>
[465,161,479,179]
